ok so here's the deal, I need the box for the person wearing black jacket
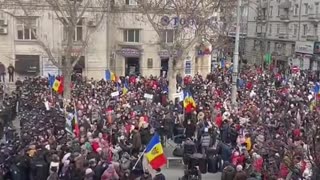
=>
[7,64,14,83]
[140,125,151,146]
[185,119,196,139]
[29,151,49,180]
[93,161,108,180]
[153,168,165,180]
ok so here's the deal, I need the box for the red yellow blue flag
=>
[145,133,167,169]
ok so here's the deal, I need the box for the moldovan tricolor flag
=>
[73,106,80,138]
[183,90,196,113]
[52,79,61,92]
[145,133,167,169]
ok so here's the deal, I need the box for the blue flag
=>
[48,73,56,88]
[314,83,320,94]
[220,58,225,68]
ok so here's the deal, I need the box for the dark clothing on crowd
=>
[0,63,5,82]
[8,65,14,82]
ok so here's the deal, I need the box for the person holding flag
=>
[183,90,196,113]
[141,133,167,178]
[122,81,129,95]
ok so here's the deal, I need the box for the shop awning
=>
[116,48,141,58]
[158,50,181,59]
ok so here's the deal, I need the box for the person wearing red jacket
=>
[215,113,223,128]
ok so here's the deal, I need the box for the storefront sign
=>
[15,55,40,75]
[116,48,141,58]
[160,15,215,27]
[295,41,314,54]
[158,50,181,58]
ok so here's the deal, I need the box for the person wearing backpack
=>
[153,168,165,180]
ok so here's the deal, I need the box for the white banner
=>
[111,91,119,97]
[144,93,153,99]
[172,92,184,102]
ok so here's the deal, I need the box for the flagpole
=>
[50,87,53,102]
[132,148,147,170]
[183,98,185,123]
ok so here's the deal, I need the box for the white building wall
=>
[0,2,212,79]
[244,0,320,70]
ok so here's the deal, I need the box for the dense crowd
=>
[0,66,320,180]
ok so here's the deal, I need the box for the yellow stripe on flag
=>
[145,143,164,162]
[52,80,61,92]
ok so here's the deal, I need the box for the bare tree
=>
[1,0,109,99]
[137,0,236,99]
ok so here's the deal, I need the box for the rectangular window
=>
[304,3,309,14]
[277,24,280,33]
[294,4,299,15]
[267,41,270,52]
[270,6,273,16]
[294,24,298,35]
[147,58,153,68]
[303,24,308,35]
[277,6,280,16]
[185,60,192,75]
[123,29,140,43]
[63,18,83,42]
[315,25,318,36]
[291,44,295,54]
[125,0,137,5]
[281,43,286,54]
[269,24,272,34]
[316,2,319,15]
[76,19,83,41]
[16,18,37,40]
[161,30,174,43]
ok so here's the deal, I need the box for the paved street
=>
[163,140,221,179]
[162,167,221,180]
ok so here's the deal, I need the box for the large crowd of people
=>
[0,65,320,180]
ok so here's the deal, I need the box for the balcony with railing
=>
[256,15,267,22]
[278,32,289,39]
[279,11,290,23]
[279,0,291,9]
[308,12,320,24]
[256,32,266,38]
[308,13,320,19]
[260,2,268,9]
[306,34,318,41]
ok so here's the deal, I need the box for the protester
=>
[0,62,5,82]
[7,64,14,83]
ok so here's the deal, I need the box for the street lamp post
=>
[231,0,242,106]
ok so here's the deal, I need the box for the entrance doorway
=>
[125,58,140,76]
[160,59,169,77]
